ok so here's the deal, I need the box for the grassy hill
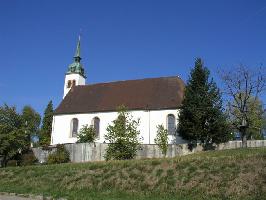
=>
[0,148,265,200]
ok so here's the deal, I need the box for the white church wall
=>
[51,109,187,145]
[149,109,187,144]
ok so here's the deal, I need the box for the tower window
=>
[67,80,72,88]
[70,118,79,137]
[92,117,100,138]
[67,80,76,88]
[72,80,76,87]
[167,114,176,135]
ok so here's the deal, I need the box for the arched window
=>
[72,80,76,87]
[67,80,72,88]
[92,117,100,138]
[167,114,176,135]
[70,118,79,137]
[67,80,76,88]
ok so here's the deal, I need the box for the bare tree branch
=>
[219,64,266,147]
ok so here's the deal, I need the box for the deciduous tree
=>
[220,65,266,147]
[104,106,142,160]
[77,125,97,143]
[21,105,41,146]
[227,95,265,140]
[154,125,168,157]
[0,105,28,167]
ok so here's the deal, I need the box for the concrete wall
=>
[33,140,266,163]
[51,109,187,145]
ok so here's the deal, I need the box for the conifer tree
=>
[40,101,53,146]
[178,58,230,150]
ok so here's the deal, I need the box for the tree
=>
[220,65,266,147]
[21,106,41,147]
[40,101,53,146]
[245,98,265,139]
[0,104,28,167]
[154,125,168,157]
[227,95,265,140]
[104,106,142,160]
[262,112,266,138]
[178,58,231,150]
[77,125,97,143]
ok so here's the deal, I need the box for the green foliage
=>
[262,112,266,137]
[228,96,265,140]
[77,125,97,143]
[40,101,53,146]
[6,160,17,167]
[21,105,41,147]
[104,106,142,160]
[21,106,41,135]
[219,65,265,147]
[0,104,29,167]
[47,144,70,164]
[19,150,38,166]
[244,98,265,140]
[178,58,231,150]
[154,125,168,157]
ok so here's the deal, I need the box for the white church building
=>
[50,37,186,145]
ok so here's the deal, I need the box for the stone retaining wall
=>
[32,140,266,163]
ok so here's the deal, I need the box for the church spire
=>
[63,35,86,98]
[74,35,81,60]
[66,35,86,78]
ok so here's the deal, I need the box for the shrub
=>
[77,125,97,143]
[19,150,38,166]
[154,125,168,157]
[47,144,70,164]
[104,106,142,160]
[7,160,17,167]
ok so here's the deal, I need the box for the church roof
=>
[54,76,185,115]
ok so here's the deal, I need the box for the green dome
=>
[66,62,85,77]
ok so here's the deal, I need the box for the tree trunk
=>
[1,156,7,167]
[242,130,248,148]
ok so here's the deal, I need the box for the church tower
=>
[63,36,86,98]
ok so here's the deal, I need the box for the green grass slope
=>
[0,148,265,200]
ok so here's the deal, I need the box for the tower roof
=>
[66,36,86,78]
[74,35,81,58]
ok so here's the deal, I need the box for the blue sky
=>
[0,0,266,115]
